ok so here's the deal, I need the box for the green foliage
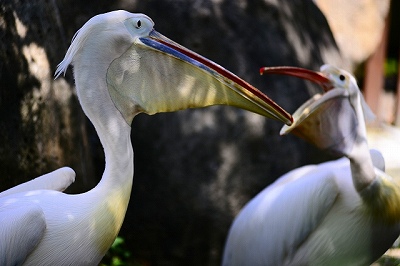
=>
[375,255,400,266]
[376,239,400,266]
[100,236,131,266]
[384,58,399,77]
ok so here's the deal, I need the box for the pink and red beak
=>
[260,66,334,91]
[138,30,294,125]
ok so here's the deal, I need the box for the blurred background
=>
[0,0,398,265]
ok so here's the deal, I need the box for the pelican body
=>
[222,65,400,265]
[0,11,291,265]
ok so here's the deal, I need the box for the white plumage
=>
[0,167,75,198]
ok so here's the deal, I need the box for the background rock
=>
[315,0,390,68]
[0,0,96,192]
[0,0,388,265]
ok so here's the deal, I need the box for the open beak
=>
[260,66,357,155]
[133,30,293,126]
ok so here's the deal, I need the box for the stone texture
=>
[315,0,390,67]
[0,0,96,192]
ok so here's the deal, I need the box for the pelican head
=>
[55,10,292,126]
[261,64,375,156]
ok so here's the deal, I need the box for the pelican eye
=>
[339,74,345,81]
[135,20,142,29]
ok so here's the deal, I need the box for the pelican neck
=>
[346,92,376,193]
[73,61,135,191]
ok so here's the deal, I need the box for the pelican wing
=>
[0,167,75,198]
[223,160,343,265]
[0,203,46,265]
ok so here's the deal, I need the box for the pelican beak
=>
[106,30,292,126]
[260,66,356,155]
[260,66,333,91]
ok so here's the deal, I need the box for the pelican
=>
[0,10,292,265]
[222,65,400,265]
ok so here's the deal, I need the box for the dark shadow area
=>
[0,1,97,192]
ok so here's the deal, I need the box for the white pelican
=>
[222,65,400,266]
[0,11,292,265]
